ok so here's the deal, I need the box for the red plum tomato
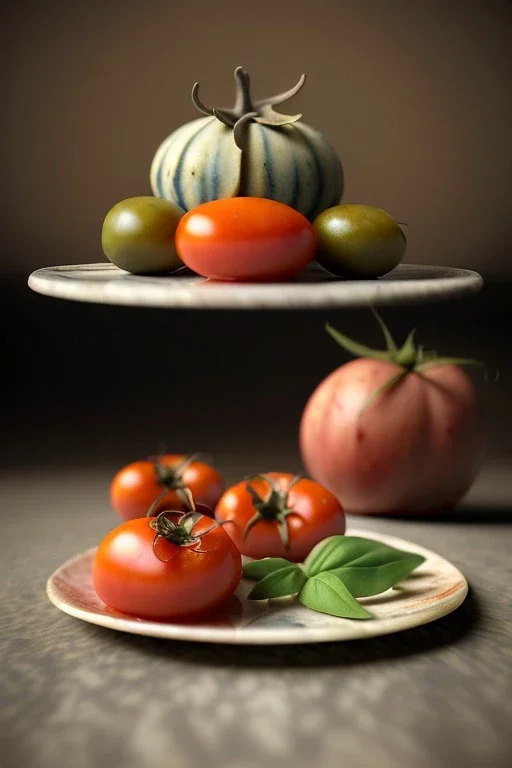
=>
[175,197,317,281]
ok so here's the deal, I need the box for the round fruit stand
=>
[28,66,485,642]
[28,261,482,310]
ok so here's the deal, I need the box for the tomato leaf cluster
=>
[242,536,425,620]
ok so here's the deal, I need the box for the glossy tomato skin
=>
[102,196,184,275]
[175,198,317,281]
[300,359,484,514]
[314,204,406,279]
[110,455,224,521]
[215,472,346,562]
[93,514,242,620]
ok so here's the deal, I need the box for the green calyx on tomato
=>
[244,473,303,549]
[146,488,223,562]
[152,453,203,508]
[149,510,217,561]
[326,307,484,413]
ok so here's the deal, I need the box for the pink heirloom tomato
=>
[175,197,317,281]
[300,315,484,514]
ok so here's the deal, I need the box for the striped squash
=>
[150,68,343,221]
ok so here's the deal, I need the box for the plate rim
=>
[46,528,469,645]
[28,263,484,310]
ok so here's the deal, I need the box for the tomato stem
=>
[150,453,210,511]
[146,485,195,517]
[149,509,226,562]
[326,307,485,414]
[190,66,305,190]
[242,474,303,549]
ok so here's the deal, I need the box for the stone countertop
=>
[1,468,511,768]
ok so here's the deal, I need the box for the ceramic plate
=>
[47,529,468,644]
[28,263,483,310]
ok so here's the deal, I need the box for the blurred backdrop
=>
[1,0,511,492]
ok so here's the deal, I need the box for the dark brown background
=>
[1,0,511,475]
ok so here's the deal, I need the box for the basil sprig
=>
[242,536,425,620]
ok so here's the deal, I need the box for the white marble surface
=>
[27,262,484,309]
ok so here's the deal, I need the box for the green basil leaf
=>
[304,536,386,576]
[344,544,424,569]
[242,557,293,581]
[298,572,372,620]
[247,565,307,600]
[304,536,426,577]
[329,554,425,597]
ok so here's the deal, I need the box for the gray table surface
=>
[2,466,511,768]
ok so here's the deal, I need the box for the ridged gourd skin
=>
[150,68,343,221]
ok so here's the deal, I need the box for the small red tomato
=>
[215,472,346,562]
[110,454,224,521]
[93,511,242,620]
[175,197,317,281]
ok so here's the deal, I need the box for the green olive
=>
[101,196,185,275]
[313,204,406,279]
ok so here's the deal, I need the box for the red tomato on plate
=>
[175,197,317,281]
[93,512,242,620]
[110,454,224,520]
[215,472,346,562]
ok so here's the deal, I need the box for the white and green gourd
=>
[150,67,343,220]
